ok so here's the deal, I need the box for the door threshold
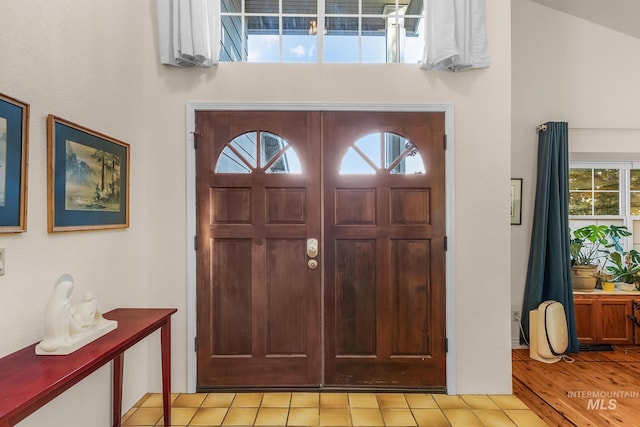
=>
[196,386,447,394]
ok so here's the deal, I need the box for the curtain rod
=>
[569,127,640,131]
[536,124,640,132]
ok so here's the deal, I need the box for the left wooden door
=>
[195,111,322,388]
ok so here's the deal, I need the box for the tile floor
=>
[122,392,548,426]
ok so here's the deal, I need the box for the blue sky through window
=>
[223,0,425,64]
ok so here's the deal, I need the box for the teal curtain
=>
[520,122,579,353]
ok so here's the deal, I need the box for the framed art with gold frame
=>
[0,92,29,233]
[47,115,129,232]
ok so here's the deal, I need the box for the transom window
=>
[339,132,424,174]
[220,0,425,63]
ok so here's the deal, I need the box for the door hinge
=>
[445,337,448,353]
[443,134,447,150]
[444,236,448,251]
[192,131,202,149]
[194,235,198,251]
[194,336,198,352]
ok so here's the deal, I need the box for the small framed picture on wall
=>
[511,178,523,225]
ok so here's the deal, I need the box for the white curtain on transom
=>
[157,0,220,67]
[421,0,490,71]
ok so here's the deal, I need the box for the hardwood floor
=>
[513,347,640,426]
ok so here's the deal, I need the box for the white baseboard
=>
[512,338,528,349]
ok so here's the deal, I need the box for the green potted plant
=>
[605,249,640,291]
[570,224,631,291]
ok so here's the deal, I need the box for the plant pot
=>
[602,282,616,292]
[616,282,636,292]
[571,265,598,291]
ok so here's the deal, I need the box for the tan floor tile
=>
[222,407,258,426]
[460,395,500,410]
[376,393,409,408]
[122,407,137,425]
[134,393,154,407]
[156,407,198,426]
[261,392,292,407]
[473,409,517,426]
[442,409,483,426]
[231,392,264,407]
[291,392,320,408]
[319,408,351,426]
[141,393,179,408]
[123,407,163,426]
[288,407,320,426]
[381,408,417,426]
[254,407,289,426]
[189,407,228,426]
[172,393,207,408]
[320,393,349,408]
[411,408,451,427]
[503,409,548,427]
[405,394,438,409]
[348,393,379,408]
[433,395,469,409]
[350,408,385,426]
[489,395,529,410]
[203,393,236,407]
[140,393,160,408]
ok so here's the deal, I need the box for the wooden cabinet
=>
[574,293,639,345]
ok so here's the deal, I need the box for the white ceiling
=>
[529,0,640,39]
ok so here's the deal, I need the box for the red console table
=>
[0,308,177,427]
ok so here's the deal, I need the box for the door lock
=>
[307,238,318,258]
[308,259,318,269]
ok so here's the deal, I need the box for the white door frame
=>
[185,102,457,393]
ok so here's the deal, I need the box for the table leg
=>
[112,353,124,427]
[161,318,172,427]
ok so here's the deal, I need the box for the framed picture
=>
[511,178,523,225]
[0,93,29,233]
[47,115,129,232]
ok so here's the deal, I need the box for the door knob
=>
[307,238,318,258]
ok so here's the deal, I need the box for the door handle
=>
[307,238,318,258]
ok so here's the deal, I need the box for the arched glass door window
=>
[339,132,425,174]
[215,131,302,174]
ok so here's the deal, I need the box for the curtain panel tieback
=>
[421,0,491,72]
[157,0,220,68]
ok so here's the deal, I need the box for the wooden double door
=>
[195,111,446,391]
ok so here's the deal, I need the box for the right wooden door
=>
[323,111,447,390]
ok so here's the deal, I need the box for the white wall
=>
[511,0,640,345]
[0,1,150,426]
[0,1,513,426]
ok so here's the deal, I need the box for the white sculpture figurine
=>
[36,274,117,355]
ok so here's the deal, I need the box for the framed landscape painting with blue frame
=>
[0,93,29,233]
[47,115,129,232]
